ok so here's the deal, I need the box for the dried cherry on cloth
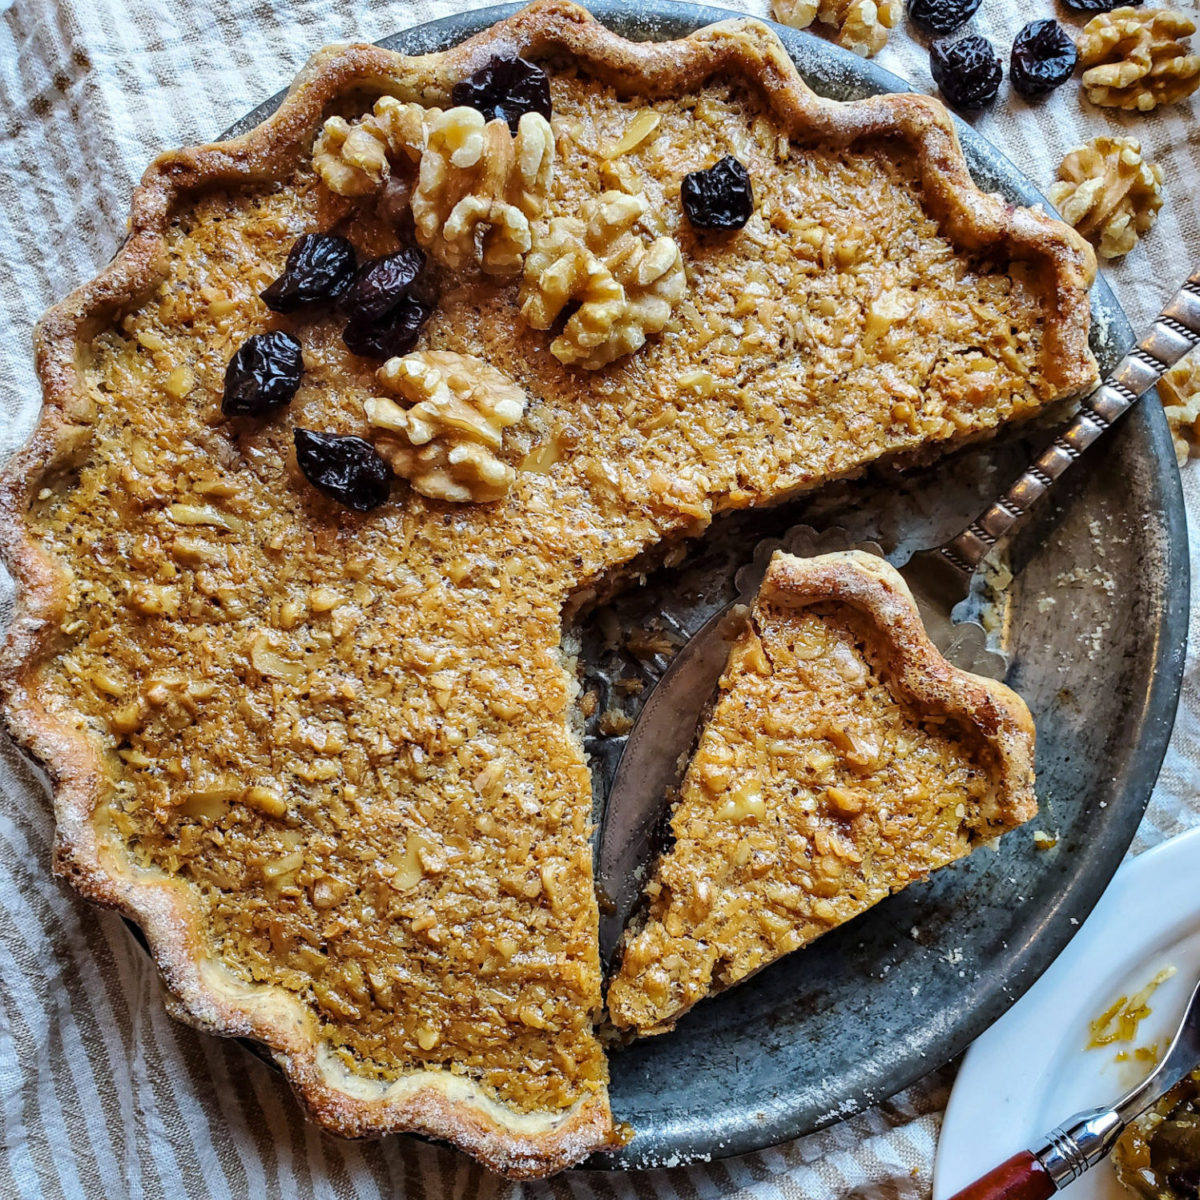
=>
[681,155,754,230]
[221,331,303,416]
[1063,0,1142,11]
[907,0,982,37]
[930,34,1004,107]
[1011,20,1079,98]
[260,233,356,312]
[450,54,552,133]
[340,247,433,359]
[293,428,391,512]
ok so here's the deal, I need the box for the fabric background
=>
[0,0,1198,1196]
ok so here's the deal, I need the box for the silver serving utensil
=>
[597,269,1200,963]
[946,975,1200,1199]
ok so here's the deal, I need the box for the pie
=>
[0,0,1093,1178]
[607,550,1037,1035]
[1114,1069,1200,1199]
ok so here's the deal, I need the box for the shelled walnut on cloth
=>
[520,191,686,370]
[313,98,554,275]
[1076,7,1200,111]
[1159,351,1200,465]
[771,0,901,57]
[1048,136,1164,260]
[365,351,528,502]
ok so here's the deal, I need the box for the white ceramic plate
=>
[935,826,1200,1199]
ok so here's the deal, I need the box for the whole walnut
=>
[772,0,901,58]
[1076,7,1200,111]
[1048,136,1164,260]
[520,192,686,370]
[1158,351,1200,465]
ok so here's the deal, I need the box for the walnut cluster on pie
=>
[0,0,1094,1179]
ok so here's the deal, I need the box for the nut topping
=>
[366,351,528,503]
[519,191,686,370]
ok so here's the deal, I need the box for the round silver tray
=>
[224,3,1189,1171]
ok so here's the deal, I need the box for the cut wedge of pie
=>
[607,550,1037,1035]
[1,0,1086,1177]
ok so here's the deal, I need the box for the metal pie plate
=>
[222,2,1189,1172]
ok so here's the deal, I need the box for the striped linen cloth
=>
[1,0,1199,1196]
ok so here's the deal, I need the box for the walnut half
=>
[771,0,901,58]
[1049,136,1164,260]
[1077,7,1200,112]
[520,191,687,370]
[365,351,528,503]
[313,99,554,276]
[1158,351,1200,465]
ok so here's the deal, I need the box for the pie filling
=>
[607,551,1036,1035]
[12,0,1090,1168]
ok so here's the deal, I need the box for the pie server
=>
[944,974,1200,1199]
[597,268,1200,963]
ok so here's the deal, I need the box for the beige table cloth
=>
[1,0,1199,1195]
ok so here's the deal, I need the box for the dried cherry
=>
[294,429,391,512]
[340,248,434,359]
[451,54,552,134]
[1062,0,1140,11]
[681,156,754,230]
[930,35,1003,107]
[260,233,356,313]
[1011,20,1078,99]
[222,331,303,416]
[908,0,982,37]
[343,297,433,360]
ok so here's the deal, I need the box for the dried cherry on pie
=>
[294,428,391,512]
[450,54,552,133]
[907,0,982,37]
[222,331,303,416]
[1010,20,1078,99]
[340,248,434,359]
[681,156,754,230]
[930,35,1003,108]
[260,233,356,312]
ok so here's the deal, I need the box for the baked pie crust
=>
[1,0,1092,1177]
[607,550,1037,1035]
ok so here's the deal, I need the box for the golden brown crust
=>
[759,551,1037,824]
[0,0,1082,1175]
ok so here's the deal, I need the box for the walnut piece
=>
[1048,136,1164,260]
[365,351,528,503]
[1077,7,1200,111]
[1158,350,1200,465]
[520,191,686,370]
[771,0,901,57]
[313,99,554,276]
[311,97,425,196]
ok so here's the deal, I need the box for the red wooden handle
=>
[945,1150,1055,1200]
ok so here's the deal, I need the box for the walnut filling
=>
[31,68,1080,1119]
[607,555,1032,1035]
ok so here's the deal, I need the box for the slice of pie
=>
[0,0,1087,1177]
[607,550,1037,1035]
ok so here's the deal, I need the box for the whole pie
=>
[0,0,1094,1178]
[607,550,1037,1035]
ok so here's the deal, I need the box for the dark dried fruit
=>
[339,248,434,359]
[343,297,434,360]
[1062,0,1140,11]
[294,428,391,512]
[681,156,754,230]
[908,0,982,37]
[341,248,426,323]
[222,331,303,417]
[450,54,552,133]
[1011,20,1078,98]
[260,233,357,312]
[930,35,1003,107]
